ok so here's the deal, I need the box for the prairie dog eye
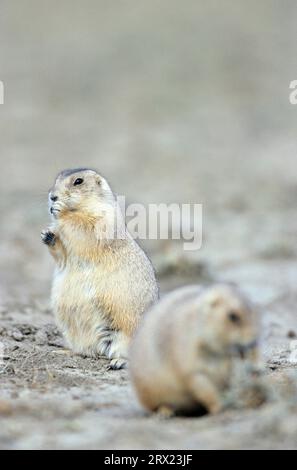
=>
[74,178,84,186]
[228,311,241,324]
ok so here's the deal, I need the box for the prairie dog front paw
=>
[41,229,56,246]
[108,358,127,370]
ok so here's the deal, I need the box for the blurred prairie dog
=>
[130,284,260,415]
[41,168,158,369]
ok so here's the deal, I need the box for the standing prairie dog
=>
[41,168,159,369]
[130,284,260,415]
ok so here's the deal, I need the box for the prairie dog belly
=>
[51,261,143,350]
[52,264,106,314]
[51,266,109,354]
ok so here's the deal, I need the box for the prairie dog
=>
[41,168,159,369]
[130,284,260,415]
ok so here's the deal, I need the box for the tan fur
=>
[42,169,159,369]
[130,284,260,415]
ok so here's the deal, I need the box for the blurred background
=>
[2,0,297,450]
[0,0,297,307]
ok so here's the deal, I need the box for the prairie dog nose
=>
[50,194,58,202]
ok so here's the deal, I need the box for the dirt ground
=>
[1,1,297,449]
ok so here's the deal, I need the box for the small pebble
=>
[12,331,24,341]
[35,330,48,345]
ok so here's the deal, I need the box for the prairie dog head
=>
[198,285,259,358]
[48,168,125,240]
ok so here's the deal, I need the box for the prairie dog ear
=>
[99,175,112,192]
[95,173,102,186]
[205,291,223,309]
